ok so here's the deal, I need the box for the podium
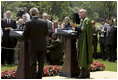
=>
[57,29,80,77]
[10,30,31,79]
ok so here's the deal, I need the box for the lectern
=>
[57,29,80,77]
[10,29,31,79]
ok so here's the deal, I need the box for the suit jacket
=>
[47,20,53,37]
[23,16,48,53]
[92,27,98,41]
[1,19,17,47]
[99,24,108,43]
[47,38,63,61]
[106,25,117,45]
[64,23,71,28]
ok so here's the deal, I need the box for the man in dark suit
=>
[46,33,63,65]
[99,19,108,60]
[106,19,117,62]
[63,17,72,29]
[1,11,17,65]
[23,8,48,79]
[91,20,98,59]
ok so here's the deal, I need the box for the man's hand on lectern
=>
[70,22,77,28]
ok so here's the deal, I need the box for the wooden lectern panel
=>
[10,30,31,79]
[61,39,71,73]
[60,39,80,77]
[15,41,31,79]
[15,42,25,78]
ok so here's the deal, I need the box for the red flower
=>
[56,70,58,75]
[12,73,15,76]
[58,67,61,70]
[10,73,13,76]
[92,62,97,65]
[13,68,16,72]
[5,71,8,75]
[46,71,50,75]
[97,66,100,69]
[1,73,5,77]
[51,69,54,71]
[51,66,53,69]
[2,72,4,74]
[44,68,47,72]
[55,65,57,70]
[93,66,96,69]
[45,66,50,68]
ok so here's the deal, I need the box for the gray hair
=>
[29,7,39,16]
[22,15,27,18]
[6,10,11,14]
[79,9,87,14]
[42,13,48,16]
[65,17,69,20]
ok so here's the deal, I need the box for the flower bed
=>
[43,65,62,76]
[1,62,105,79]
[1,69,16,79]
[90,61,105,72]
[1,65,62,79]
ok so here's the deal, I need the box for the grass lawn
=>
[1,64,18,71]
[1,58,117,72]
[93,59,117,72]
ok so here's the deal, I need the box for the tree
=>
[99,1,117,19]
[1,1,117,21]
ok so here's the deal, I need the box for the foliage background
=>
[1,1,117,22]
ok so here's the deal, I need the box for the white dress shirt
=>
[22,13,30,22]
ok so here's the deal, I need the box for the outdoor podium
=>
[57,29,80,77]
[10,30,31,79]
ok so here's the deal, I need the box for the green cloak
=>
[78,17,93,69]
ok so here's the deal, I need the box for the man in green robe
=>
[75,9,93,78]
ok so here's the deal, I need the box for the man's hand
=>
[70,22,77,28]
[93,33,97,36]
[100,30,105,33]
[5,27,11,31]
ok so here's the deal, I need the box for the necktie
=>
[8,19,9,24]
[8,19,10,25]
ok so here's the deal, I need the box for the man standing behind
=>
[99,19,108,60]
[23,8,48,79]
[106,19,117,62]
[22,7,30,22]
[63,17,72,29]
[42,13,53,41]
[1,11,17,65]
[91,20,98,59]
[75,9,93,78]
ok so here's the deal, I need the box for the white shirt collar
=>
[7,18,11,20]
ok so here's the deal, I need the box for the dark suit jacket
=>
[106,25,117,45]
[99,24,108,43]
[92,27,98,41]
[47,39,63,61]
[23,16,48,53]
[1,19,17,47]
[63,23,73,30]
